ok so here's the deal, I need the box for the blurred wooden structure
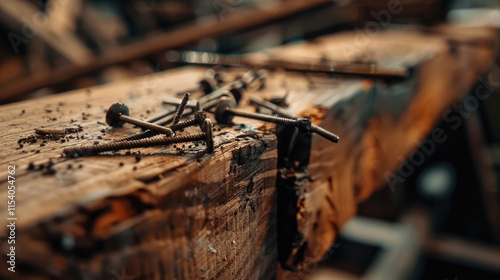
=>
[0,0,332,102]
[0,0,451,103]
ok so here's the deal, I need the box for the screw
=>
[222,69,266,103]
[197,69,263,106]
[199,79,213,94]
[308,125,340,143]
[160,91,225,124]
[162,72,251,109]
[249,96,295,119]
[215,97,310,127]
[163,92,230,112]
[117,118,196,141]
[206,68,224,86]
[199,70,220,94]
[202,118,214,153]
[228,80,244,104]
[250,96,340,142]
[106,103,174,136]
[172,92,190,124]
[144,106,193,124]
[241,69,266,90]
[255,69,267,90]
[118,110,209,142]
[172,69,220,96]
[144,94,199,124]
[199,69,223,94]
[64,134,202,157]
[215,98,339,143]
[123,71,259,141]
[162,97,198,109]
[199,87,238,106]
[163,95,220,114]
[63,120,214,157]
[117,102,213,142]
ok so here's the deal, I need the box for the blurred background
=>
[2,0,497,104]
[1,0,500,279]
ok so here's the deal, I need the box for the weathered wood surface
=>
[259,25,497,275]
[0,68,278,280]
[0,25,497,280]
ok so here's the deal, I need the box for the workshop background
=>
[0,0,500,280]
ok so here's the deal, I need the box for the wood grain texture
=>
[0,67,278,280]
[264,26,498,274]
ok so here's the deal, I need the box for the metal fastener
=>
[199,69,222,94]
[117,102,213,142]
[63,119,214,156]
[119,109,209,142]
[172,92,190,124]
[215,97,310,128]
[215,98,339,143]
[250,96,340,142]
[162,97,198,109]
[106,103,174,136]
[202,118,214,153]
[249,96,295,119]
[162,70,256,110]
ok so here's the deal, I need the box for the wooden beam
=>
[0,25,496,279]
[0,67,278,279]
[262,25,497,271]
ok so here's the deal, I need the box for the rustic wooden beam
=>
[0,25,496,279]
[261,26,497,273]
[0,68,278,280]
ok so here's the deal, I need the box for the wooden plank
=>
[0,25,496,279]
[0,67,278,280]
[263,26,498,272]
